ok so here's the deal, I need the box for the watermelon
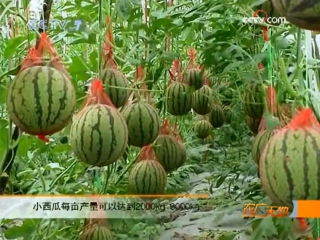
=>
[246,116,261,135]
[6,66,76,135]
[271,0,320,31]
[251,130,275,165]
[193,120,212,139]
[242,83,264,119]
[100,68,130,108]
[121,101,160,147]
[199,135,213,146]
[182,68,203,90]
[152,134,183,172]
[128,159,167,194]
[79,224,113,240]
[69,104,128,167]
[166,81,192,116]
[224,106,235,124]
[192,85,212,115]
[208,104,225,128]
[259,117,320,206]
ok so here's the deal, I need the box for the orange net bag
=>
[168,59,181,82]
[101,16,116,70]
[20,33,68,77]
[286,108,320,130]
[137,145,156,162]
[79,79,115,112]
[186,48,196,69]
[159,119,174,135]
[159,119,183,142]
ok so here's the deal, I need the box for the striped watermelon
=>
[166,81,192,116]
[69,104,128,167]
[224,106,235,124]
[251,130,275,165]
[6,66,76,135]
[259,109,320,206]
[128,159,167,194]
[192,85,212,115]
[242,83,264,119]
[208,104,225,128]
[246,116,261,135]
[152,134,183,172]
[79,224,113,240]
[199,135,213,146]
[182,68,203,90]
[121,101,160,147]
[100,68,130,108]
[193,120,212,139]
[271,0,320,31]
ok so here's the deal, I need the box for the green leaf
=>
[250,216,278,239]
[116,0,132,20]
[4,219,37,239]
[69,57,88,74]
[4,36,27,58]
[215,175,227,188]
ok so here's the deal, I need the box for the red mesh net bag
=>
[159,119,174,135]
[168,59,181,83]
[137,145,156,162]
[286,108,320,130]
[101,16,117,70]
[158,119,183,143]
[20,33,68,76]
[186,48,196,69]
[79,79,115,111]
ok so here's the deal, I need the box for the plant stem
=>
[279,57,298,99]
